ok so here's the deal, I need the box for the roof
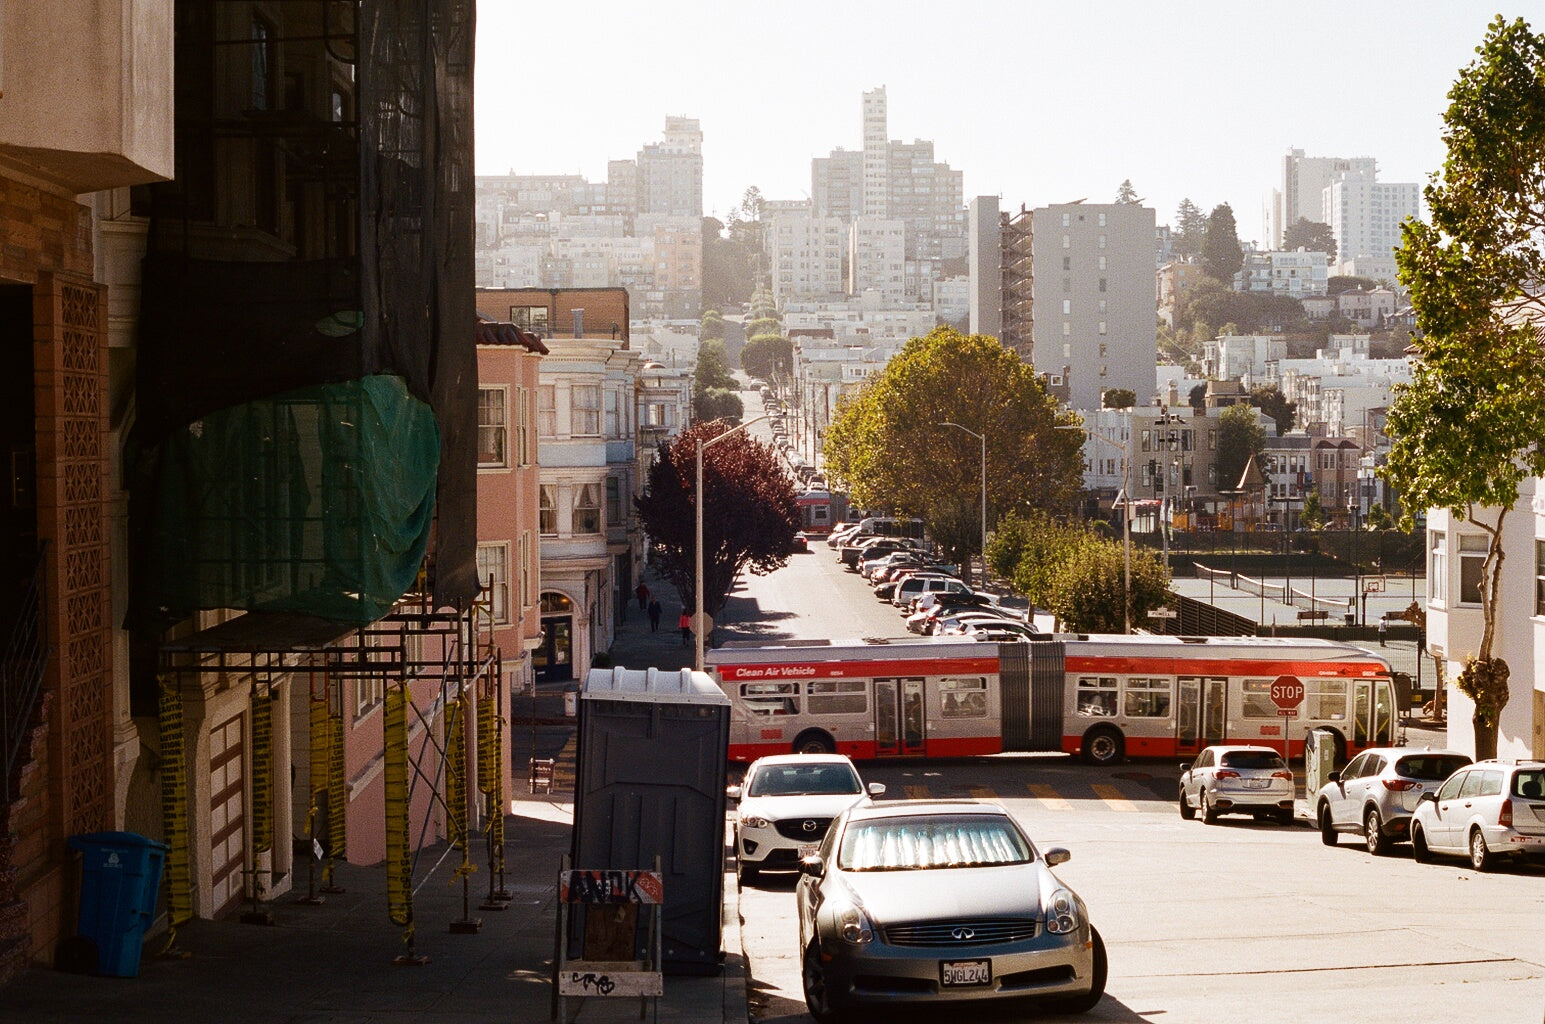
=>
[474,316,549,354]
[582,666,730,705]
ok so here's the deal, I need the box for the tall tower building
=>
[636,116,703,218]
[862,87,888,220]
[967,196,1002,340]
[1277,148,1375,246]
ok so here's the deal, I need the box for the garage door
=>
[209,712,246,915]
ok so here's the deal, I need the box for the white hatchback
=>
[728,754,885,885]
[1409,759,1545,871]
[1179,745,1295,825]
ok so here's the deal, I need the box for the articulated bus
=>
[705,635,1396,766]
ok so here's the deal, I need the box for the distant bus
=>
[795,489,848,534]
[705,635,1396,766]
[848,516,927,541]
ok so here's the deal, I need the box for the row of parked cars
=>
[1179,744,1545,871]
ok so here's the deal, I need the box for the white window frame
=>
[539,485,558,536]
[476,542,511,624]
[574,482,602,534]
[477,386,508,468]
[1429,531,1448,604]
[1458,533,1487,606]
[573,385,601,436]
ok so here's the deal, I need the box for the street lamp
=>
[1059,416,1132,633]
[696,414,770,670]
[939,422,987,589]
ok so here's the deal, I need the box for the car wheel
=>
[1054,926,1107,1014]
[1318,804,1338,846]
[802,940,839,1024]
[1201,792,1218,824]
[1178,786,1195,820]
[1081,726,1124,766]
[792,730,836,755]
[1469,828,1496,872]
[1411,824,1433,863]
[1364,809,1388,856]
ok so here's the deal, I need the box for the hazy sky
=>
[475,1,1524,244]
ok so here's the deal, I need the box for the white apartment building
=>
[1274,336,1409,437]
[1326,170,1420,283]
[635,116,703,218]
[862,87,889,220]
[1234,249,1330,297]
[1204,335,1287,382]
[933,275,970,325]
[784,300,935,348]
[1030,202,1158,410]
[765,212,849,306]
[1275,149,1377,248]
[849,217,907,306]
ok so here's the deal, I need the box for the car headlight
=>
[1044,888,1080,935]
[739,814,770,829]
[834,900,873,945]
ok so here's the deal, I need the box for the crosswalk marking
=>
[1090,783,1138,812]
[967,786,995,801]
[1028,783,1072,811]
[904,784,931,800]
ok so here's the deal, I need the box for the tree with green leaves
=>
[1115,179,1142,205]
[1282,218,1338,261]
[701,216,757,309]
[1249,384,1297,436]
[1385,15,1545,759]
[1045,535,1171,634]
[1202,203,1244,283]
[700,308,726,341]
[741,333,792,382]
[1216,404,1265,493]
[693,338,741,420]
[694,338,734,391]
[823,327,1084,583]
[1300,490,1326,531]
[635,421,799,623]
[1174,199,1208,261]
[1187,383,1207,414]
[1102,387,1136,409]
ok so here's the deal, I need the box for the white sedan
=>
[1179,745,1295,825]
[728,754,885,884]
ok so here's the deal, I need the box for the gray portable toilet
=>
[570,666,730,975]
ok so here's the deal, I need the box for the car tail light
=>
[1215,770,1240,779]
[1499,799,1513,828]
[1271,770,1293,781]
[1382,779,1418,791]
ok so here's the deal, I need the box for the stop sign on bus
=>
[1270,674,1305,711]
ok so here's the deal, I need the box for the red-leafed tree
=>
[636,420,800,621]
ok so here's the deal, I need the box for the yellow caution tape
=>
[250,685,273,855]
[327,680,346,860]
[157,674,193,947]
[385,682,411,927]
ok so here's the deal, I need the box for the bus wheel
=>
[793,730,836,755]
[1081,726,1124,766]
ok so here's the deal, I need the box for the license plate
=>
[798,844,820,858]
[941,959,991,987]
[1244,779,1269,789]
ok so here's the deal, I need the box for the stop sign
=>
[1270,674,1305,711]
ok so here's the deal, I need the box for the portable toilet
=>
[570,666,730,975]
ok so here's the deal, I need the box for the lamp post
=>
[939,422,987,589]
[696,414,769,670]
[1059,416,1132,633]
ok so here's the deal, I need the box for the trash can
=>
[68,831,168,977]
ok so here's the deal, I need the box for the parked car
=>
[791,532,810,554]
[796,799,1105,1021]
[840,536,919,569]
[728,753,885,885]
[1179,745,1295,825]
[933,610,1025,636]
[827,524,860,548]
[1314,747,1472,855]
[893,575,969,609]
[1408,759,1545,871]
[961,619,1039,640]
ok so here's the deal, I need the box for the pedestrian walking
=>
[647,598,662,632]
[1378,615,1387,647]
[636,581,649,612]
[679,610,692,647]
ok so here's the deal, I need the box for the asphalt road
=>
[725,549,1545,1024]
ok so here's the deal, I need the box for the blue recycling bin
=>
[68,831,168,977]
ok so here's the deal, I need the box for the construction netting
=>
[127,0,476,630]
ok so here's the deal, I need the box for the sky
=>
[475,1,1527,245]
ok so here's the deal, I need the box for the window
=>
[1536,539,1545,616]
[605,476,622,526]
[574,483,601,533]
[476,543,510,623]
[251,17,275,111]
[806,680,867,715]
[1099,278,1107,292]
[539,485,558,535]
[477,387,507,467]
[741,682,799,716]
[1098,212,1107,227]
[1098,234,1107,249]
[1062,299,1071,315]
[604,389,621,437]
[1062,234,1070,249]
[510,305,550,332]
[519,530,535,608]
[1062,256,1071,270]
[1241,679,1278,719]
[940,677,988,718]
[1458,534,1487,604]
[573,385,600,435]
[513,386,530,466]
[1123,678,1172,718]
[1062,212,1070,227]
[1098,321,1107,336]
[1076,676,1118,717]
[1098,256,1107,270]
[1429,532,1448,602]
[538,385,557,436]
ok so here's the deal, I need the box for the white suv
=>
[727,754,885,884]
[1180,745,1295,825]
[1409,759,1545,871]
[1315,747,1472,856]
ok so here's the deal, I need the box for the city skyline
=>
[475,0,1515,244]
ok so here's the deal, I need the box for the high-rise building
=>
[1325,170,1420,283]
[1030,202,1157,410]
[765,212,848,306]
[636,116,703,218]
[849,218,907,306]
[862,87,889,220]
[967,196,1002,340]
[812,148,864,223]
[1276,149,1376,247]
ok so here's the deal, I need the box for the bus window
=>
[940,677,988,718]
[1077,676,1118,717]
[1304,679,1348,722]
[807,679,867,715]
[1241,679,1277,719]
[742,682,798,716]
[1123,677,1172,718]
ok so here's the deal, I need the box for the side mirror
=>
[1043,847,1072,868]
[1179,762,1190,773]
[867,782,886,798]
[726,785,742,801]
[799,856,825,878]
[1326,771,1340,784]
[1417,791,1437,805]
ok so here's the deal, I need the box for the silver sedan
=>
[795,799,1106,1021]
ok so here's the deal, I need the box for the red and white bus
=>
[706,635,1396,765]
[794,489,849,535]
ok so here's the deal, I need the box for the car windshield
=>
[1512,769,1545,800]
[1219,751,1285,770]
[1394,754,1471,781]
[747,764,863,798]
[837,814,1032,871]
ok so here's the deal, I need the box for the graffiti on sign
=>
[557,969,664,997]
[560,869,665,905]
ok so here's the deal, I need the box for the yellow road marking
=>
[1091,782,1138,812]
[1028,783,1071,811]
[967,786,995,801]
[904,784,931,800]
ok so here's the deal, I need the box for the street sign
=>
[1147,608,1177,619]
[1270,674,1305,711]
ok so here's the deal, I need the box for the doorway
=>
[1176,676,1228,756]
[536,591,575,682]
[874,677,925,756]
